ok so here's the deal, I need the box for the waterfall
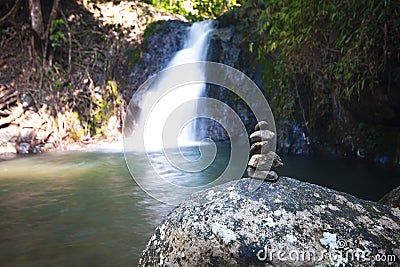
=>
[134,21,213,151]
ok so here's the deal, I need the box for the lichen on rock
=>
[139,177,400,266]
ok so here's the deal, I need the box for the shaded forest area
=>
[138,0,400,164]
[253,0,400,163]
[0,0,180,156]
[0,0,399,164]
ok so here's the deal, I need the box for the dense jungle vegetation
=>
[254,0,400,161]
[148,0,400,161]
[0,0,399,162]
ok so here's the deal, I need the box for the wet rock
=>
[249,130,275,143]
[248,152,283,171]
[43,142,55,151]
[0,141,17,158]
[139,177,400,266]
[246,167,278,181]
[129,20,188,96]
[201,13,259,141]
[249,141,269,155]
[276,120,312,155]
[32,145,43,154]
[0,125,19,142]
[20,93,33,108]
[17,142,30,154]
[379,186,400,209]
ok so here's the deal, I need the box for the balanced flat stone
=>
[249,130,275,143]
[254,121,268,131]
[247,166,278,181]
[248,152,283,171]
[249,141,269,155]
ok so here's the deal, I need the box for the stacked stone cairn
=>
[247,121,283,182]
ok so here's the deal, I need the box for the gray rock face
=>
[277,121,312,155]
[129,20,189,95]
[379,186,400,209]
[139,177,400,266]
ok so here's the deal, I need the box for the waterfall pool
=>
[0,146,398,266]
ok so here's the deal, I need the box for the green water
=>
[0,148,398,266]
[280,154,399,201]
[0,151,171,266]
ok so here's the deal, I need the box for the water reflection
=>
[280,154,400,201]
[0,148,398,266]
[0,151,172,266]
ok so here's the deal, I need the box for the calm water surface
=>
[0,147,398,266]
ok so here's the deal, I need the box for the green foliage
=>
[55,79,63,89]
[49,19,67,48]
[142,20,166,40]
[260,0,396,95]
[255,0,400,133]
[144,0,242,21]
[69,111,85,141]
[89,80,123,137]
[124,48,142,70]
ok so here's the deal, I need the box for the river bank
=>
[0,146,398,265]
[1,1,399,166]
[0,1,182,160]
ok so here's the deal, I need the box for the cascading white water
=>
[135,21,213,151]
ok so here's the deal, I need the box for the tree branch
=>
[0,0,21,26]
[0,103,23,127]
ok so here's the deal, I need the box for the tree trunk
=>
[28,0,44,39]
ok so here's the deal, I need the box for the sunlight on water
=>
[0,146,233,266]
[0,151,169,266]
[0,148,398,266]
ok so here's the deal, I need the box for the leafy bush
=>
[50,19,67,48]
[254,0,399,135]
[258,0,399,97]
[144,0,242,21]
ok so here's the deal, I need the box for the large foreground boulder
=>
[139,177,400,266]
[379,186,400,209]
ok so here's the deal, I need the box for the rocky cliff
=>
[0,1,184,159]
[124,4,400,164]
[130,11,312,155]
